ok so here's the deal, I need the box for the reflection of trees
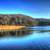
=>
[1,27,50,37]
[37,30,50,33]
[0,28,33,37]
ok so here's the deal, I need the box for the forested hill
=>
[0,14,50,26]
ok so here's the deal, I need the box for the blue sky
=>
[0,0,49,18]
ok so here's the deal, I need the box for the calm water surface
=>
[0,26,50,50]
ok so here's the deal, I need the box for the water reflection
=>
[0,26,50,37]
[0,27,33,37]
[27,26,50,33]
[0,26,50,50]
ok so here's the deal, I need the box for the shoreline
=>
[0,25,25,31]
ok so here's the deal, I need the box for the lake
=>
[0,26,50,50]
